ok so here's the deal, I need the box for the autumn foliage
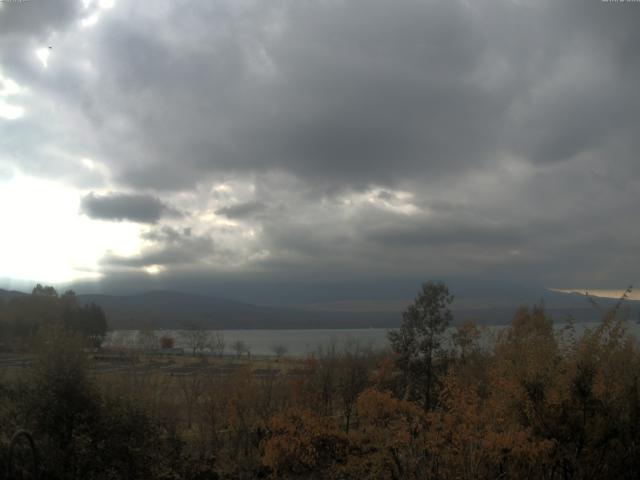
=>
[260,299,640,480]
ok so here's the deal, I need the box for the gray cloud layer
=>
[215,201,267,219]
[80,192,181,224]
[1,0,640,302]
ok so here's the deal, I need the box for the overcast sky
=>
[0,0,639,304]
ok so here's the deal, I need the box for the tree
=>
[342,388,430,479]
[178,373,203,429]
[0,286,108,347]
[137,323,158,351]
[159,335,175,349]
[272,344,288,359]
[82,302,108,347]
[26,323,100,475]
[261,408,347,478]
[313,342,339,417]
[232,340,247,358]
[32,284,57,297]
[388,281,453,410]
[22,324,183,479]
[337,339,371,432]
[180,324,211,356]
[451,320,482,362]
[211,331,225,357]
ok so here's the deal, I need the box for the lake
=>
[106,320,640,357]
[107,328,391,356]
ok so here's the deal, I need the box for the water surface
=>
[107,321,640,357]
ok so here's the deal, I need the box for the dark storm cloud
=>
[142,226,190,244]
[24,0,631,197]
[215,201,266,219]
[84,0,501,189]
[7,0,640,189]
[80,192,181,224]
[365,220,524,248]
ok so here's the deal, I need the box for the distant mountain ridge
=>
[1,287,638,329]
[0,289,26,302]
[77,290,310,329]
